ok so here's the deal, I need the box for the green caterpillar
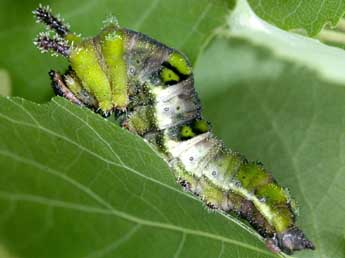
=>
[33,5,314,255]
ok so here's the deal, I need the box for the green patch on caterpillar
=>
[33,4,315,255]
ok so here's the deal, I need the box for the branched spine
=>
[33,4,70,37]
[34,32,70,56]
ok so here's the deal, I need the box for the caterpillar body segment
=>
[33,6,314,255]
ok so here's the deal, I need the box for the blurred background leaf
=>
[0,69,11,96]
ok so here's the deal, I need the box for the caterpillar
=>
[33,5,314,255]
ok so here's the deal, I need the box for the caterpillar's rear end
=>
[33,5,315,255]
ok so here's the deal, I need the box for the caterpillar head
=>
[33,5,126,117]
[267,227,315,254]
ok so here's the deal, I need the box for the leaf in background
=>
[0,97,280,258]
[228,0,345,86]
[0,69,11,97]
[248,0,345,36]
[195,36,345,258]
[0,0,229,103]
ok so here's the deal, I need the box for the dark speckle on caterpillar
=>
[33,5,315,255]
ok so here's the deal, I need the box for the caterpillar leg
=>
[49,70,83,106]
[265,238,281,253]
[49,70,109,117]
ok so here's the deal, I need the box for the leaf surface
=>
[0,96,278,258]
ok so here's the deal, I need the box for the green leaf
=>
[194,36,345,258]
[227,0,345,86]
[0,0,228,103]
[0,96,279,258]
[248,0,345,36]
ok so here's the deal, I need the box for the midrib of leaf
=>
[0,96,279,257]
